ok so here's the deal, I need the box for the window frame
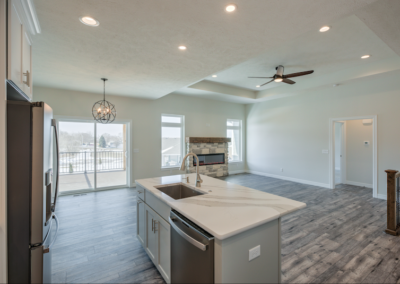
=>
[161,114,185,169]
[227,119,242,163]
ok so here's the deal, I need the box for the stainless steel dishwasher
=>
[169,209,214,283]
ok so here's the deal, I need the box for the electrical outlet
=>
[249,245,261,261]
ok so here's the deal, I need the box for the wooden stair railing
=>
[385,170,400,236]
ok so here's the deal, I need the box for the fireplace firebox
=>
[193,153,225,166]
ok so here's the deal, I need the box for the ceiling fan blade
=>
[284,70,314,78]
[276,65,284,77]
[260,79,274,86]
[248,77,273,79]
[282,78,296,84]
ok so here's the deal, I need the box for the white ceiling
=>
[173,13,400,103]
[32,0,383,101]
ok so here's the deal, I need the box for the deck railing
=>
[60,151,125,174]
[385,170,400,236]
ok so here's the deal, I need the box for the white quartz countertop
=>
[135,174,306,240]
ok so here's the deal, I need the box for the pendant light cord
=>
[101,78,108,101]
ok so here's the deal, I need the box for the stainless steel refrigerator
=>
[7,100,60,283]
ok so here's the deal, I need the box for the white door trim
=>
[329,115,378,198]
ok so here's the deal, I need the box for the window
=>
[227,119,242,162]
[161,114,185,168]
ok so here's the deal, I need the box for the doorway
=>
[57,119,130,194]
[329,116,378,198]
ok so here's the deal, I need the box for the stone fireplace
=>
[185,137,230,177]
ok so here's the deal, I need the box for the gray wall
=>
[346,120,373,186]
[246,70,400,196]
[33,86,246,184]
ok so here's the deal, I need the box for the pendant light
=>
[92,78,116,124]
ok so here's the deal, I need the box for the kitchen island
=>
[135,173,306,283]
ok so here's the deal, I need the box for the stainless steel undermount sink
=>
[155,183,205,200]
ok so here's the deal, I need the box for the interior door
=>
[334,122,345,185]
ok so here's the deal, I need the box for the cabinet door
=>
[145,204,158,264]
[136,198,145,247]
[21,27,32,99]
[7,0,23,89]
[155,214,171,283]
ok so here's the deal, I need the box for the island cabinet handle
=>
[152,219,154,232]
[153,221,158,234]
[138,190,143,194]
[169,217,207,251]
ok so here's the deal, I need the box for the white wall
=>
[33,86,246,184]
[346,119,373,187]
[246,70,400,196]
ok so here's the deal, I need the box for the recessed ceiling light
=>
[79,16,99,27]
[179,45,187,50]
[226,4,237,12]
[212,75,217,78]
[274,78,283,82]
[319,26,330,32]
[361,55,370,59]
[256,85,260,88]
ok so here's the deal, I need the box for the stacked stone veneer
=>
[185,137,230,178]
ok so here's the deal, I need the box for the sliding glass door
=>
[58,119,129,194]
[96,123,127,188]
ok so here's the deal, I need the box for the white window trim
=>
[227,119,243,163]
[161,114,185,169]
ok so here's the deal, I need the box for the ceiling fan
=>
[249,65,314,87]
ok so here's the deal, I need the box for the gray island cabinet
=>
[135,174,306,284]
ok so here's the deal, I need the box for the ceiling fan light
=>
[274,78,283,82]
[361,55,370,59]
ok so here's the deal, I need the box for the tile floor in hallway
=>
[51,173,399,283]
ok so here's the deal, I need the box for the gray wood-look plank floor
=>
[52,173,400,283]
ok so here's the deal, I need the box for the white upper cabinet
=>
[21,26,32,97]
[7,0,40,100]
[7,1,23,91]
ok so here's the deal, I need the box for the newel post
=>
[385,170,399,236]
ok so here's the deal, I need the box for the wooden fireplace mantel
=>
[186,137,231,143]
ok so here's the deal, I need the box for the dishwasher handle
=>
[169,217,207,251]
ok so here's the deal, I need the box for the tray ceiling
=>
[32,0,384,101]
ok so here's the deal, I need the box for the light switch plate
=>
[249,245,261,261]
[322,149,329,154]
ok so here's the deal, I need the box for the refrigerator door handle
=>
[43,214,59,254]
[51,119,59,212]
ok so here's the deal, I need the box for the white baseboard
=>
[247,170,330,188]
[375,194,387,200]
[229,170,246,175]
[345,180,372,188]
